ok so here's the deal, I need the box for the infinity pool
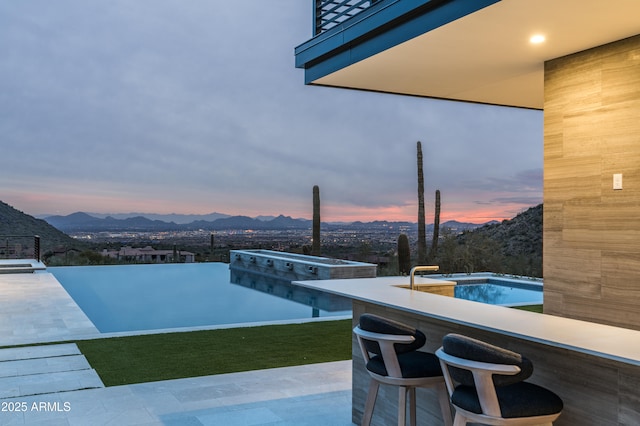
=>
[50,263,350,333]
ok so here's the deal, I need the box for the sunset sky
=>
[0,1,543,224]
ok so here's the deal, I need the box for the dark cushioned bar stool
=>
[353,314,453,426]
[435,334,563,425]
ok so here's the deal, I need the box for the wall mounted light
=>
[530,34,546,44]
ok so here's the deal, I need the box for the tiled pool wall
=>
[229,249,377,280]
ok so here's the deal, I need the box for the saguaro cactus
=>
[397,233,411,275]
[312,185,321,256]
[429,189,441,262]
[417,141,427,264]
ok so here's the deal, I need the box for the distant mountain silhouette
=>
[82,212,231,224]
[42,211,492,233]
[446,219,500,229]
[204,215,264,229]
[268,214,312,228]
[0,201,83,252]
[44,212,313,232]
[45,213,179,232]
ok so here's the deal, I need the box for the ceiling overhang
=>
[295,0,640,109]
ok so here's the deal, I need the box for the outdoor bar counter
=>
[293,276,640,425]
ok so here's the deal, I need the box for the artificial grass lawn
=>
[513,304,543,313]
[76,319,352,387]
[76,307,543,387]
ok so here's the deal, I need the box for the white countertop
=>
[293,276,640,366]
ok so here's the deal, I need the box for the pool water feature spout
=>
[409,265,439,290]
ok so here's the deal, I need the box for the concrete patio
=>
[1,359,352,426]
[0,271,354,425]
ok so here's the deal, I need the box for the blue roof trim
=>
[295,0,500,84]
[295,0,438,67]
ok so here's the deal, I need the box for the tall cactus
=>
[312,185,321,256]
[397,233,411,275]
[210,232,215,261]
[416,141,427,264]
[429,189,441,262]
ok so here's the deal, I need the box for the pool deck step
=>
[0,343,104,399]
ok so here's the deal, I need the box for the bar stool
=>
[353,314,453,426]
[436,333,563,425]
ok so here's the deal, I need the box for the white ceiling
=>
[313,0,640,109]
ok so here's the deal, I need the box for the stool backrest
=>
[441,334,533,386]
[358,313,425,355]
[354,314,425,378]
[436,334,531,417]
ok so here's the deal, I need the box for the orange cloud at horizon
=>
[312,203,525,224]
[5,191,534,225]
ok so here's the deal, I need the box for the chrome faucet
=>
[410,265,439,290]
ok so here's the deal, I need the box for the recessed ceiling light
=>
[530,34,546,44]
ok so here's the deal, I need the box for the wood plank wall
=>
[544,34,640,330]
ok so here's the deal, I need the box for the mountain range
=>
[64,212,232,224]
[0,201,85,251]
[42,211,493,233]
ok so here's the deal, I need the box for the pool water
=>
[50,263,350,333]
[454,280,542,306]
